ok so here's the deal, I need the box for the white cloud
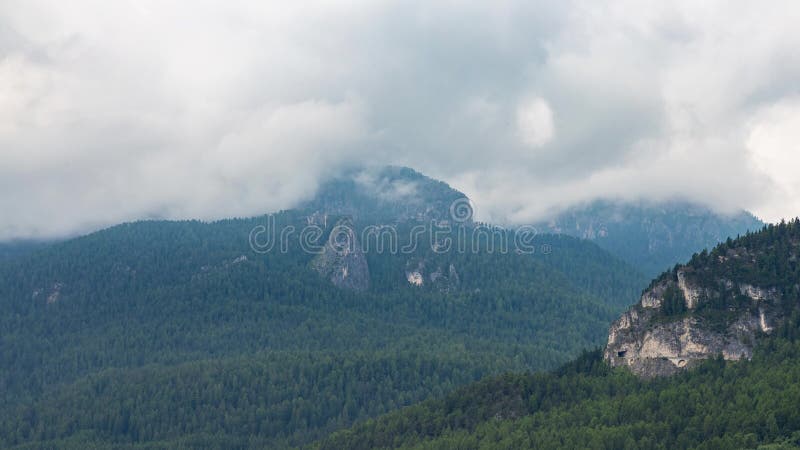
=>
[1,0,800,239]
[747,98,800,222]
[516,97,554,148]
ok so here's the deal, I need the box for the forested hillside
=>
[0,168,766,449]
[0,210,645,448]
[0,240,52,263]
[315,333,800,449]
[316,220,800,450]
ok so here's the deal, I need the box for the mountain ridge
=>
[534,199,763,277]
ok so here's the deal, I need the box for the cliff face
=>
[311,219,370,291]
[404,258,460,292]
[605,221,800,378]
[605,273,780,377]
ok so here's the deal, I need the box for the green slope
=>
[314,336,800,450]
[0,211,645,448]
[314,219,800,450]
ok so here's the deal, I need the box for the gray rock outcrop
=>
[605,269,780,378]
[404,258,460,292]
[311,219,370,291]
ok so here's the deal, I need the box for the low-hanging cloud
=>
[1,0,799,239]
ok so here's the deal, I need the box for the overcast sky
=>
[2,0,799,239]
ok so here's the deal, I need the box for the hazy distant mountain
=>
[535,200,764,277]
[306,167,762,278]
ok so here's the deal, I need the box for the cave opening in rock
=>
[617,350,627,358]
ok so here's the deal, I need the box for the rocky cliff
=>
[605,219,800,377]
[311,218,370,291]
[304,166,473,291]
[404,258,460,292]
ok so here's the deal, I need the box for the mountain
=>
[315,220,800,450]
[303,168,762,280]
[301,166,469,226]
[535,200,763,277]
[0,180,646,448]
[0,166,774,448]
[607,220,800,377]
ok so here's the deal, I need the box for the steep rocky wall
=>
[310,219,370,291]
[605,270,780,378]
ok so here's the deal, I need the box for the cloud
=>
[747,98,800,222]
[516,97,554,148]
[1,0,799,238]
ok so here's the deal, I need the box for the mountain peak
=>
[302,166,469,225]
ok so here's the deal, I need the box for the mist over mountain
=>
[300,166,469,225]
[300,166,763,277]
[0,171,649,448]
[3,2,800,449]
[536,200,764,277]
[3,2,800,240]
[0,166,779,447]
